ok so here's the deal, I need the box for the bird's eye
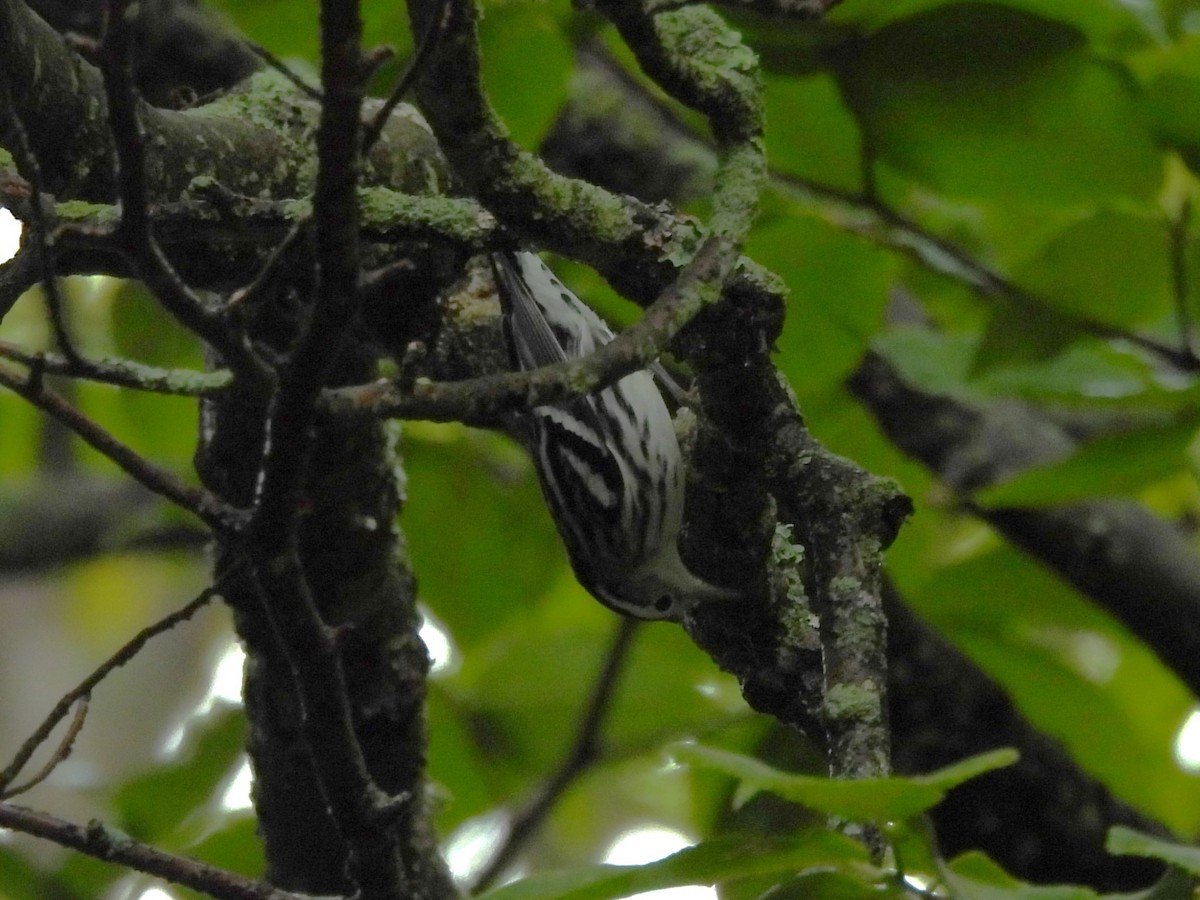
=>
[653,594,674,614]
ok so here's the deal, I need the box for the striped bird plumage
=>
[491,250,730,620]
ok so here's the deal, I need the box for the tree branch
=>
[236,1,419,896]
[0,576,227,796]
[0,803,317,900]
[0,0,453,287]
[850,350,1200,700]
[470,619,641,894]
[644,0,836,16]
[95,0,269,382]
[0,361,238,530]
[405,0,785,354]
[0,340,232,395]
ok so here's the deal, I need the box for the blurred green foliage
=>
[4,0,1200,897]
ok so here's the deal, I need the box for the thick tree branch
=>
[0,0,450,267]
[645,0,835,15]
[2,186,492,292]
[23,0,261,105]
[96,0,270,381]
[236,1,415,897]
[850,350,1200,700]
[0,0,308,203]
[592,0,896,794]
[405,0,785,357]
[0,476,207,573]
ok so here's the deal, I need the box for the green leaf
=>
[971,304,1089,375]
[0,393,39,475]
[113,708,246,844]
[749,209,894,396]
[759,868,902,900]
[1144,72,1200,174]
[976,420,1198,507]
[944,849,1192,900]
[426,680,514,832]
[1010,211,1174,329]
[919,748,1023,789]
[886,815,945,891]
[1131,36,1200,174]
[480,831,871,900]
[480,0,573,148]
[208,0,319,61]
[1107,826,1200,875]
[210,0,411,72]
[898,544,1200,834]
[735,17,858,78]
[0,847,51,900]
[972,342,1177,407]
[53,849,126,899]
[110,279,204,370]
[764,74,864,192]
[673,744,1017,821]
[942,851,1099,900]
[836,5,1162,207]
[402,423,567,647]
[828,0,1162,54]
[872,328,979,396]
[178,817,265,895]
[451,610,744,782]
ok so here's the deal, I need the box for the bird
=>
[491,249,733,620]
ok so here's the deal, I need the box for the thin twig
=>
[361,0,453,156]
[0,700,89,799]
[245,41,322,100]
[0,802,315,900]
[325,234,739,424]
[227,221,309,309]
[0,361,241,531]
[778,174,1200,372]
[0,82,84,363]
[0,574,233,796]
[0,244,40,321]
[470,619,641,894]
[0,340,232,395]
[96,0,269,384]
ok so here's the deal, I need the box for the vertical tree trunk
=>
[197,325,453,897]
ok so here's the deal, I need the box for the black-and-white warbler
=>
[491,250,732,621]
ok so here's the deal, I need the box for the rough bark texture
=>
[199,348,451,896]
[1,1,457,893]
